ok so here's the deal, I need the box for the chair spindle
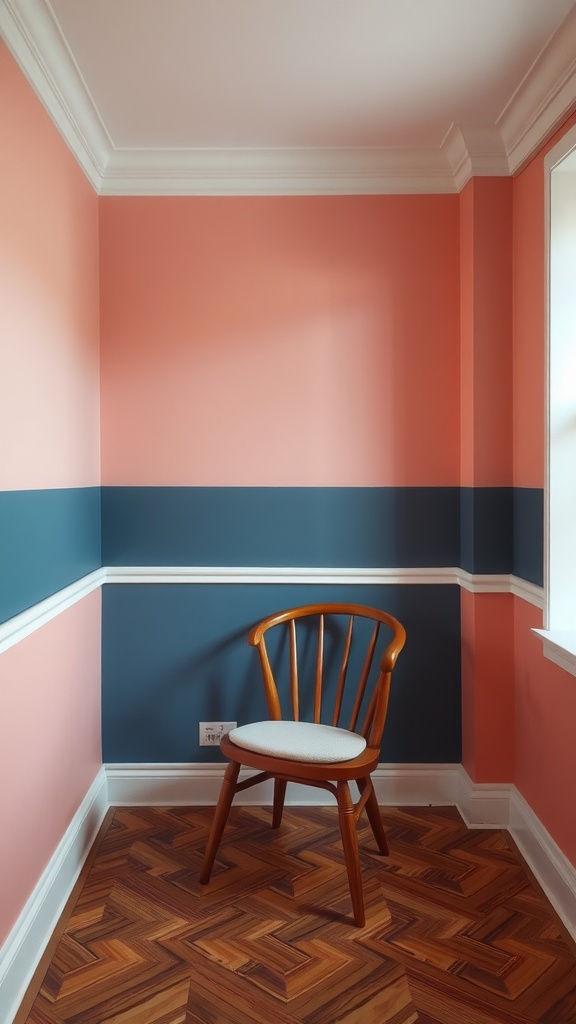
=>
[332,615,354,727]
[314,614,324,722]
[289,619,299,720]
[349,622,379,731]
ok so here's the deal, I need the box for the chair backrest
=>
[248,603,406,750]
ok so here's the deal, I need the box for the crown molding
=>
[2,0,576,194]
[100,145,457,196]
[0,0,111,188]
[442,124,510,191]
[498,4,576,174]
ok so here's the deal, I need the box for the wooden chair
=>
[199,602,406,926]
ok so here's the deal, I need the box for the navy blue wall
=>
[0,487,101,623]
[101,582,462,763]
[100,486,461,567]
[459,486,543,585]
[2,484,543,764]
[513,487,544,586]
[97,484,541,764]
[100,485,542,583]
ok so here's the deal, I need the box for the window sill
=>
[533,629,576,678]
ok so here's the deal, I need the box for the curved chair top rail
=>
[247,602,406,745]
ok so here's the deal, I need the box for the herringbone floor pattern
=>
[16,805,576,1024]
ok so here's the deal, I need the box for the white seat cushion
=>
[228,720,366,763]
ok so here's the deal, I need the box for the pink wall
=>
[459,183,475,486]
[0,42,100,491]
[514,600,576,862]
[459,119,576,864]
[461,590,515,783]
[459,178,515,787]
[509,111,576,866]
[0,41,102,947]
[512,159,546,491]
[99,195,461,487]
[0,593,102,943]
[459,177,513,488]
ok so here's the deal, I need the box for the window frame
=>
[533,122,576,676]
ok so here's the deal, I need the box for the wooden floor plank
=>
[15,805,576,1024]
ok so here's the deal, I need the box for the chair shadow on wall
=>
[107,623,267,762]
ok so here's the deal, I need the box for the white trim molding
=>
[105,564,465,586]
[533,629,576,678]
[459,770,576,943]
[457,770,512,828]
[0,566,544,653]
[0,0,111,189]
[533,121,576,681]
[105,566,544,605]
[510,787,576,943]
[2,0,576,195]
[509,575,546,609]
[105,761,463,810]
[0,569,105,654]
[442,123,510,192]
[456,569,546,608]
[101,145,459,197]
[0,769,108,1024]
[498,4,576,175]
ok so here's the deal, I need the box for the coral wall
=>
[511,110,576,865]
[97,193,466,766]
[459,177,516,784]
[0,40,102,946]
[0,593,102,942]
[99,194,461,487]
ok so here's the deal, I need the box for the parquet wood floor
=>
[15,805,576,1024]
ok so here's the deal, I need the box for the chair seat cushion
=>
[228,720,367,763]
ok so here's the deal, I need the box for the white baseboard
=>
[509,787,576,943]
[105,761,248,806]
[373,763,462,805]
[457,769,512,827]
[104,761,463,808]
[0,769,108,1024]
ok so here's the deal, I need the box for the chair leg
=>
[358,777,389,855]
[336,780,365,927]
[272,778,287,828]
[199,760,240,884]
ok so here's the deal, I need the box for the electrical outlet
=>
[199,721,237,746]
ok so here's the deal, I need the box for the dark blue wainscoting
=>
[101,486,542,579]
[1,485,543,622]
[101,484,543,581]
[101,582,462,764]
[100,487,462,568]
[513,488,544,586]
[459,487,513,576]
[3,484,542,767]
[459,486,543,585]
[0,487,101,623]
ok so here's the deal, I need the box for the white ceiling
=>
[2,0,576,193]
